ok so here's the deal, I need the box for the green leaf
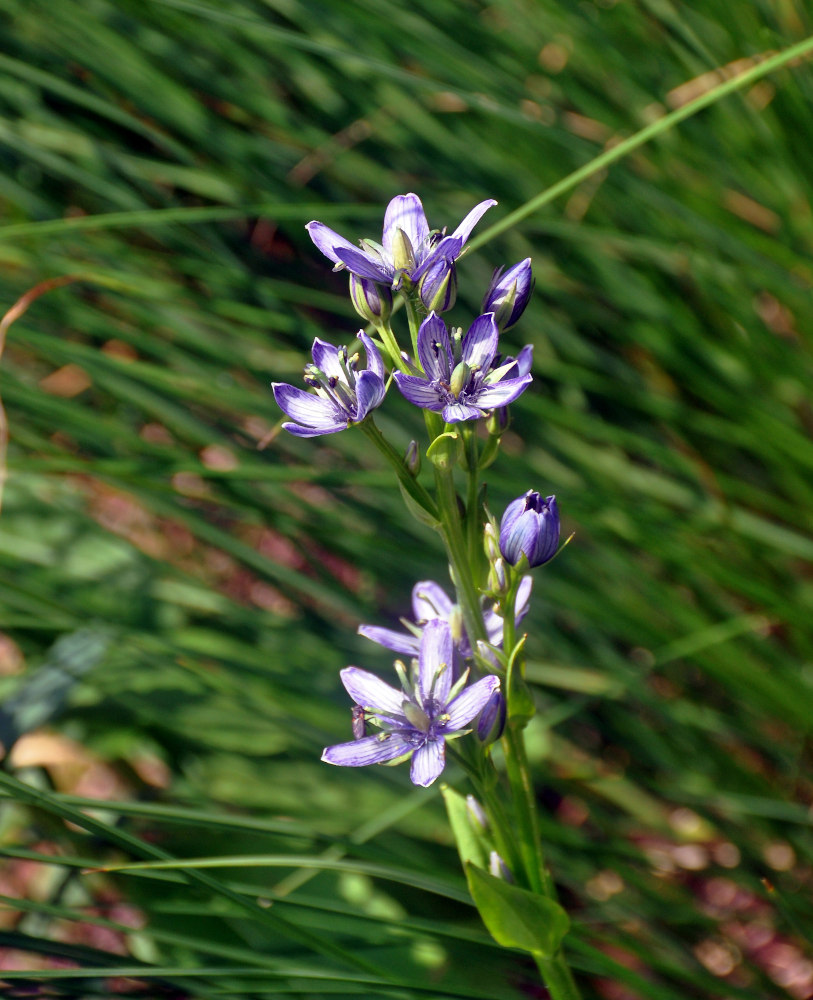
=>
[465,863,570,958]
[426,431,462,470]
[441,785,490,870]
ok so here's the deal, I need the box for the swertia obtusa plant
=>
[273,192,581,1000]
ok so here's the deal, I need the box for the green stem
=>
[535,952,582,1000]
[360,419,437,520]
[373,319,404,370]
[432,462,487,649]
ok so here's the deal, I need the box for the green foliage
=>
[0,0,812,998]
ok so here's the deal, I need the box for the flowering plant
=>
[274,193,579,1000]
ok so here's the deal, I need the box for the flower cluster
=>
[271,191,562,788]
[274,192,534,434]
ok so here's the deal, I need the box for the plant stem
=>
[360,419,437,520]
[535,952,582,1000]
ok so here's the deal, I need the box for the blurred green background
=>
[0,0,812,997]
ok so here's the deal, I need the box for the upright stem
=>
[535,953,582,1000]
[360,419,437,521]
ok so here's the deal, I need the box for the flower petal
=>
[282,420,346,437]
[410,738,445,786]
[412,580,454,623]
[353,370,386,421]
[442,401,482,423]
[382,193,429,258]
[449,198,497,243]
[340,666,406,716]
[306,221,360,267]
[358,625,420,656]
[462,313,498,370]
[310,338,343,380]
[322,732,413,767]
[333,246,393,283]
[393,373,444,411]
[472,374,532,409]
[416,312,451,381]
[445,675,500,729]
[358,331,385,381]
[411,235,463,282]
[418,619,453,710]
[272,382,341,427]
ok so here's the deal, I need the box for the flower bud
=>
[487,557,508,596]
[349,273,392,325]
[466,795,489,831]
[405,440,421,475]
[482,258,533,332]
[499,491,560,568]
[476,689,506,744]
[483,521,500,563]
[488,850,513,882]
[419,259,457,313]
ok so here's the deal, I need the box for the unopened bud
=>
[500,492,560,568]
[350,273,392,324]
[419,260,457,313]
[476,689,506,744]
[466,795,489,831]
[405,440,421,475]
[488,558,508,595]
[483,521,500,563]
[482,258,533,332]
[488,850,513,882]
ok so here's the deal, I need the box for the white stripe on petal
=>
[445,675,500,730]
[409,738,445,786]
[322,733,412,767]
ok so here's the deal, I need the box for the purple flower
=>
[321,620,500,787]
[306,193,496,290]
[358,577,532,658]
[272,332,385,437]
[500,491,560,568]
[393,312,532,423]
[483,258,534,331]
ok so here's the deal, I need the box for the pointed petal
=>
[515,575,533,625]
[272,382,341,426]
[416,312,452,381]
[473,374,532,409]
[357,331,385,381]
[445,675,501,729]
[382,194,429,257]
[442,401,482,423]
[358,625,420,656]
[410,738,445,787]
[462,313,499,370]
[282,420,346,437]
[411,235,463,281]
[393,373,444,411]
[322,733,413,767]
[353,370,386,420]
[418,619,453,709]
[412,580,454,623]
[306,221,359,266]
[514,344,533,377]
[333,246,393,283]
[340,666,405,716]
[449,198,497,243]
[310,338,343,379]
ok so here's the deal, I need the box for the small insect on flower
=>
[351,705,367,740]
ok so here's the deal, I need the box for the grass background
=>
[0,0,812,997]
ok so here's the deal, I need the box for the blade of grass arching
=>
[97,855,471,906]
[0,772,393,981]
[470,34,813,252]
